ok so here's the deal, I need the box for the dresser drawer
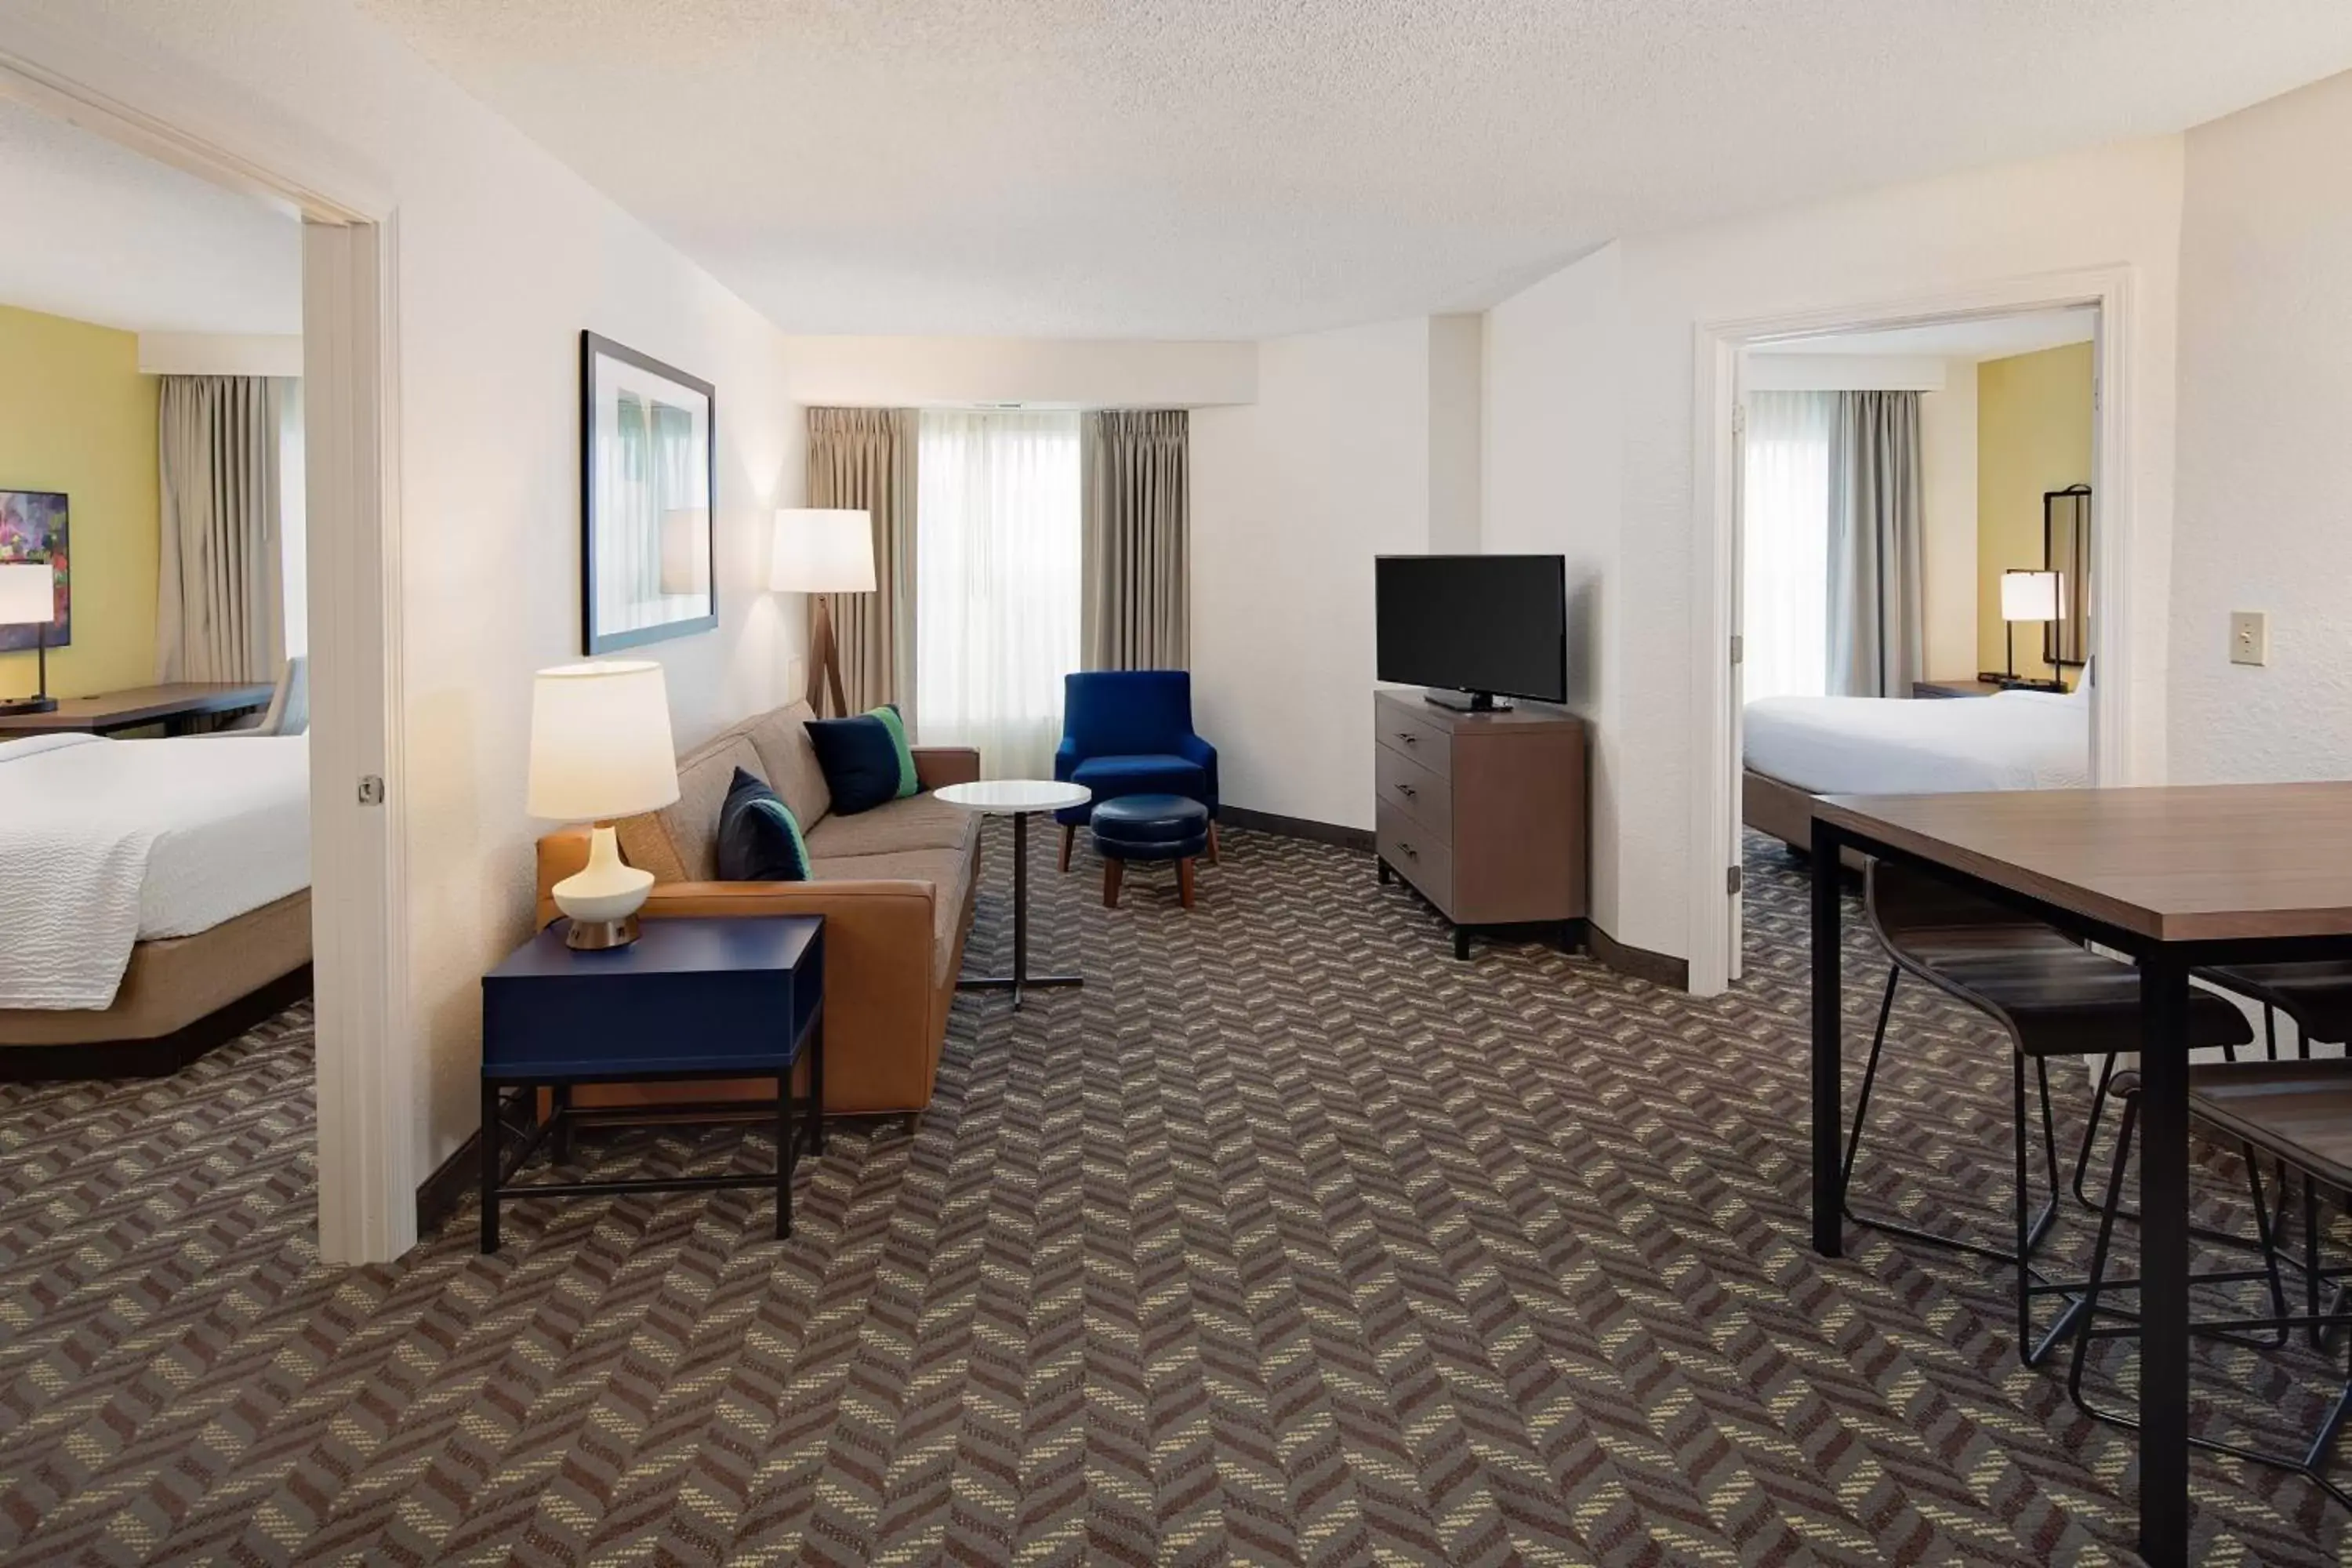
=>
[1377,800,1454,909]
[1375,742,1453,840]
[1375,698,1452,773]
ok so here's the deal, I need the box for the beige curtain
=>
[1080,409,1188,670]
[156,376,281,684]
[1827,390,1924,697]
[805,407,916,720]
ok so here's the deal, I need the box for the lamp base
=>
[565,913,642,951]
[553,824,654,949]
[0,695,57,716]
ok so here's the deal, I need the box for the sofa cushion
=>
[649,735,766,882]
[717,768,811,882]
[804,792,978,859]
[810,847,972,985]
[806,712,909,815]
[742,701,832,828]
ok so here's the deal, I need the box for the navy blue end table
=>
[478,915,824,1253]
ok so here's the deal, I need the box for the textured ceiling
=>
[0,98,299,336]
[361,0,2352,339]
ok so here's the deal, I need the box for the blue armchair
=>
[1054,670,1218,869]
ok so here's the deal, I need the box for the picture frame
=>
[579,330,717,655]
[0,490,69,655]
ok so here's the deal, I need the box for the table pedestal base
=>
[956,808,1083,1011]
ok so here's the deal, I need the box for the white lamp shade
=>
[0,562,52,627]
[526,659,681,822]
[2001,570,2062,623]
[770,508,875,593]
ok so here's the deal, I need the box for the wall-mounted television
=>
[1375,554,1566,711]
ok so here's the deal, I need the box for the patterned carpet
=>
[1,826,2345,1565]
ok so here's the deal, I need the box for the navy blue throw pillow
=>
[804,712,903,815]
[717,768,810,881]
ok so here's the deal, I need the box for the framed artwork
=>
[0,490,68,654]
[579,331,717,654]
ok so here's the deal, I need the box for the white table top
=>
[935,779,1092,815]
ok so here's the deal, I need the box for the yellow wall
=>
[1976,342,2092,687]
[0,305,158,700]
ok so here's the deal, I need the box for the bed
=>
[1742,688,2089,855]
[0,732,312,1078]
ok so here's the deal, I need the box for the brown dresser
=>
[1372,690,1588,959]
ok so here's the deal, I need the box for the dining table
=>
[1808,782,2352,1567]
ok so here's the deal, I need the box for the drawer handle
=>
[1396,731,1417,744]
[1399,842,1418,858]
[1396,782,1416,798]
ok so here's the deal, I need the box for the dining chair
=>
[2068,1055,2352,1510]
[1845,858,2259,1365]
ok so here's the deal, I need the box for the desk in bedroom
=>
[0,681,278,736]
[1807,783,2352,1568]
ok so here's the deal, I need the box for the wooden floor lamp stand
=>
[808,594,851,719]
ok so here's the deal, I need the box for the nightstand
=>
[478,914,824,1252]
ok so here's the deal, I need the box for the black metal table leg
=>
[959,809,1083,1004]
[776,1062,795,1241]
[809,1014,826,1157]
[480,1080,502,1254]
[2137,956,2192,1566]
[1810,816,1845,1258]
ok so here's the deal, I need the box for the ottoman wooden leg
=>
[1104,858,1124,908]
[1060,823,1075,873]
[1208,821,1220,864]
[1178,858,1196,909]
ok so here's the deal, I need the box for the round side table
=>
[936,779,1091,1007]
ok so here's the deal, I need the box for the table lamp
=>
[2000,569,2063,688]
[0,561,58,717]
[527,659,681,949]
[770,507,874,718]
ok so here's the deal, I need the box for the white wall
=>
[0,0,814,1175]
[1485,139,2183,959]
[1744,354,1947,392]
[1192,319,1437,829]
[2170,71,2352,783]
[779,334,1254,409]
[1919,359,1979,679]
[1426,314,1483,551]
[1482,244,1624,927]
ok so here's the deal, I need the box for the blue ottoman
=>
[1091,794,1211,909]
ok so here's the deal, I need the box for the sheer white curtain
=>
[916,409,1082,778]
[1740,391,1835,702]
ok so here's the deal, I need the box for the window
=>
[915,410,1082,778]
[1740,390,1833,702]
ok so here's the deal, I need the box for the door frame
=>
[0,31,418,1261]
[1688,267,2141,996]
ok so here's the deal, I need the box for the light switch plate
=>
[2230,611,2269,666]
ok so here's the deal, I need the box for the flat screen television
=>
[1376,554,1566,711]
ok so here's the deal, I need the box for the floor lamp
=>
[771,507,876,718]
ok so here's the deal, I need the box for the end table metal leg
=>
[809,1016,826,1157]
[480,1081,501,1254]
[1011,810,1030,1007]
[776,1070,795,1241]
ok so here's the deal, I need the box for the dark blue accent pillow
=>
[717,768,809,881]
[804,711,904,815]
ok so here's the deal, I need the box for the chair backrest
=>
[1866,857,2042,951]
[1062,670,1193,757]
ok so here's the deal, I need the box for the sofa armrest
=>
[913,745,981,790]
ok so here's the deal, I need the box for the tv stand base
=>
[1422,688,1511,713]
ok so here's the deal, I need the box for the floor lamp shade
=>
[770,508,875,593]
[771,508,874,717]
[528,660,680,948]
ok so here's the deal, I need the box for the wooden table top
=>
[1814,783,2352,943]
[0,681,278,733]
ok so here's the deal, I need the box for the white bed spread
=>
[0,733,310,1010]
[1744,689,2089,796]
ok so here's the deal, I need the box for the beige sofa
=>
[536,699,981,1116]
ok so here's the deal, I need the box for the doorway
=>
[0,52,413,1261]
[1689,274,2143,996]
